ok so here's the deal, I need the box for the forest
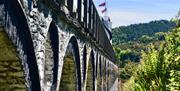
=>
[112,17,180,90]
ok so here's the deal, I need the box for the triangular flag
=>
[99,2,106,7]
[101,8,107,13]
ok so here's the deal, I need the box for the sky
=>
[94,0,180,28]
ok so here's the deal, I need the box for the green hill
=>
[112,20,175,45]
[117,18,180,91]
[112,20,176,65]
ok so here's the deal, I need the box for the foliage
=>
[121,19,180,91]
[113,20,176,89]
[113,20,175,67]
[114,47,139,68]
[112,20,175,44]
[119,61,138,82]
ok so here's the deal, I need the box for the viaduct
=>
[0,0,119,91]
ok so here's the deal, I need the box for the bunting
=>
[101,8,107,13]
[98,1,107,13]
[99,2,106,7]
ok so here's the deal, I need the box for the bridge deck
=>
[46,0,116,62]
[0,0,119,90]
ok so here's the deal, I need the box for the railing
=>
[46,0,116,62]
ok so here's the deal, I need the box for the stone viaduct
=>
[0,0,118,91]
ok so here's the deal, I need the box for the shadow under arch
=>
[95,53,98,78]
[59,36,81,91]
[86,50,95,91]
[44,21,59,90]
[4,0,40,90]
[83,45,87,82]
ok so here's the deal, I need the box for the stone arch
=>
[4,0,40,90]
[86,50,95,91]
[44,21,59,90]
[59,36,81,91]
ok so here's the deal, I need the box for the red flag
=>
[101,8,107,13]
[99,2,106,7]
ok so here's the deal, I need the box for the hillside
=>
[114,17,180,91]
[112,20,175,45]
[112,20,177,85]
[112,20,176,66]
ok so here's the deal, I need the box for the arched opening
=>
[59,37,81,91]
[86,50,95,91]
[3,0,40,90]
[44,22,59,90]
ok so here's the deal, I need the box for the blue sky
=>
[94,0,180,28]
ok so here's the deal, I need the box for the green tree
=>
[122,17,180,91]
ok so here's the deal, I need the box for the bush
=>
[122,20,180,91]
